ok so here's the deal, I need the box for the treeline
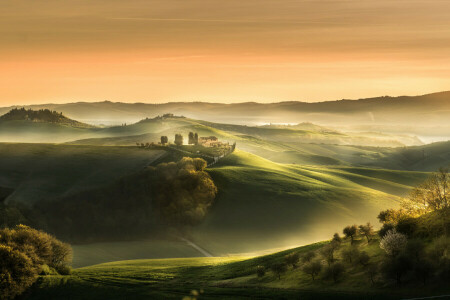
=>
[254,168,449,287]
[0,108,94,128]
[0,225,72,299]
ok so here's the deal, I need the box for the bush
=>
[55,265,72,275]
[39,265,59,276]
[256,265,265,278]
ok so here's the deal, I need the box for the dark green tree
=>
[343,225,358,244]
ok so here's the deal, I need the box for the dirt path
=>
[178,237,213,257]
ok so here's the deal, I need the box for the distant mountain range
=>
[0,91,449,140]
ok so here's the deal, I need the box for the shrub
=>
[380,229,407,257]
[55,265,72,275]
[256,265,265,278]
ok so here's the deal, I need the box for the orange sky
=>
[1,0,449,105]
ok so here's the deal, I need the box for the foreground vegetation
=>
[0,225,72,299]
[24,169,450,299]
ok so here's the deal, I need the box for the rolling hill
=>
[0,143,165,204]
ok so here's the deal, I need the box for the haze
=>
[1,0,450,105]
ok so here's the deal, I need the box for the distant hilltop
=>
[0,108,96,129]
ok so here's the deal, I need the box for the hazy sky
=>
[1,0,449,105]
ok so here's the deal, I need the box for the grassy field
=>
[0,143,165,204]
[71,239,205,268]
[27,235,448,300]
[186,150,429,256]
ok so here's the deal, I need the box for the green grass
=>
[0,143,165,204]
[185,150,429,256]
[27,236,448,299]
[71,239,207,268]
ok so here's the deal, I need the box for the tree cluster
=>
[188,132,199,145]
[0,225,72,299]
[154,157,217,227]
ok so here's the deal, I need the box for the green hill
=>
[27,231,449,300]
[0,143,165,204]
[189,151,428,255]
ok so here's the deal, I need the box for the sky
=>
[1,0,449,105]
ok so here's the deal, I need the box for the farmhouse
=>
[199,136,229,148]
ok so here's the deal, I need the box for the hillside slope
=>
[188,151,428,254]
[0,143,165,204]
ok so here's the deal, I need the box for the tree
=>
[325,262,345,283]
[302,260,322,281]
[342,246,360,263]
[194,133,199,145]
[366,263,378,286]
[270,263,287,280]
[188,132,195,145]
[414,259,433,285]
[404,168,449,214]
[358,223,374,242]
[192,158,207,171]
[256,265,265,278]
[380,229,407,257]
[154,158,217,227]
[174,134,183,146]
[381,254,412,285]
[379,223,394,238]
[160,136,168,145]
[343,225,358,244]
[301,251,316,263]
[332,233,342,244]
[285,252,300,268]
[321,241,340,266]
[358,251,370,267]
